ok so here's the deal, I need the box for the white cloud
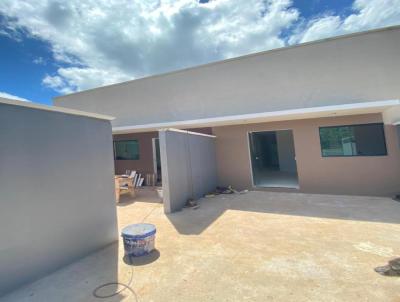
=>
[0,91,32,102]
[0,0,399,95]
[0,0,299,93]
[33,56,46,65]
[42,67,130,93]
[290,0,400,43]
[42,74,68,93]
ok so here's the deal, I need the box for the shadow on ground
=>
[123,249,160,266]
[167,191,400,235]
[1,242,128,301]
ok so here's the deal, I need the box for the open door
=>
[249,130,298,188]
[152,138,162,184]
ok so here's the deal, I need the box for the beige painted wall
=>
[113,128,212,175]
[113,131,157,175]
[213,114,400,196]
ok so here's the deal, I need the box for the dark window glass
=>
[319,123,387,157]
[114,140,139,160]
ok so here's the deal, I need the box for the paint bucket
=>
[121,223,156,257]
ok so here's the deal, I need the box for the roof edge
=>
[0,97,115,121]
[112,99,400,134]
[160,128,216,138]
[55,24,400,101]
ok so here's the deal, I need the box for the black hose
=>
[92,204,159,300]
[92,265,138,301]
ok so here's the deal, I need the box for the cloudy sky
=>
[0,0,399,104]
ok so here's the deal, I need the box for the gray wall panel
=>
[0,103,117,296]
[160,130,217,213]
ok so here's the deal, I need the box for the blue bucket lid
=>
[121,223,156,239]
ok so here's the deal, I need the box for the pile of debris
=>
[205,186,248,197]
[184,198,200,210]
[184,186,248,210]
[375,258,400,276]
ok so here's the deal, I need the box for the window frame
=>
[113,139,140,160]
[318,122,388,157]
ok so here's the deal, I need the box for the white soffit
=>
[112,99,400,134]
[0,97,115,121]
[160,128,216,138]
[382,105,400,125]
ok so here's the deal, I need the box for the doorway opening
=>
[248,130,299,188]
[152,138,162,184]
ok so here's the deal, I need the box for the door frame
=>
[152,137,159,178]
[246,129,299,189]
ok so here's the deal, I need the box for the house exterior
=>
[54,25,400,197]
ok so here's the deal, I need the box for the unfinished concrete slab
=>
[2,191,400,301]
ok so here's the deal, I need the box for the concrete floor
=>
[2,190,400,301]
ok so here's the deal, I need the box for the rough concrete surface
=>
[2,190,400,301]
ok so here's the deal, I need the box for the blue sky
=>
[0,0,399,105]
[292,0,349,18]
[0,16,58,104]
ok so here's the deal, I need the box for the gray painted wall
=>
[0,103,117,296]
[54,26,400,128]
[159,129,217,213]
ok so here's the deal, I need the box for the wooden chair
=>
[115,176,135,202]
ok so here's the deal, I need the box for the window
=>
[114,140,139,160]
[319,123,387,157]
